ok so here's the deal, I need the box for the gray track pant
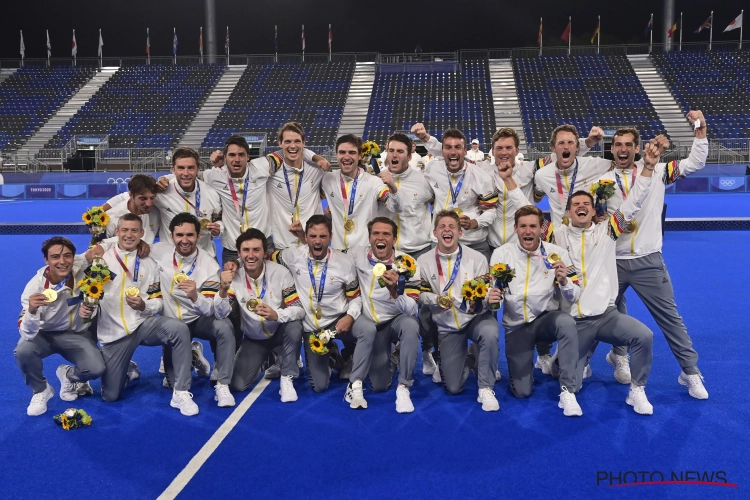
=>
[15,330,105,394]
[100,316,192,402]
[612,252,700,374]
[436,311,499,394]
[163,315,236,386]
[366,314,420,391]
[505,311,578,398]
[576,306,653,390]
[230,321,303,392]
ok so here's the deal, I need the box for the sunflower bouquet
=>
[82,206,110,246]
[489,263,516,310]
[361,140,382,174]
[53,408,93,430]
[376,254,417,296]
[308,329,337,356]
[77,257,114,322]
[460,278,490,314]
[589,179,616,217]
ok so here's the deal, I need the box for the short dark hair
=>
[386,133,413,156]
[433,209,461,230]
[306,214,332,235]
[236,228,268,254]
[613,127,640,147]
[172,146,200,168]
[128,174,158,196]
[336,134,363,154]
[223,135,251,156]
[42,236,76,258]
[367,217,398,239]
[514,205,544,226]
[277,122,306,144]
[118,212,143,228]
[442,129,466,147]
[566,190,595,210]
[492,128,520,149]
[169,212,201,235]
[549,124,580,149]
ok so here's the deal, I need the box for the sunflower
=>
[461,286,475,301]
[87,282,103,299]
[474,281,488,299]
[77,278,89,290]
[492,263,507,273]
[82,213,93,224]
[99,212,110,226]
[309,334,328,355]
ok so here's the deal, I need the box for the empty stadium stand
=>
[43,64,225,152]
[363,59,496,145]
[0,66,95,152]
[514,54,668,148]
[651,50,750,140]
[202,62,354,148]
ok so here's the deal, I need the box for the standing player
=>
[104,174,161,244]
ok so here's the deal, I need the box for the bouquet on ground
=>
[375,254,417,295]
[361,140,382,174]
[77,257,115,322]
[489,263,516,311]
[309,329,337,356]
[589,179,616,217]
[53,408,92,430]
[460,278,490,314]
[82,206,110,246]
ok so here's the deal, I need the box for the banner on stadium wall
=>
[26,184,56,199]
[88,184,119,198]
[0,185,25,199]
[57,184,88,198]
[711,177,746,192]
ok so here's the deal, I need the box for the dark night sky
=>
[1,0,746,60]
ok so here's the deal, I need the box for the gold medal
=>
[372,263,387,277]
[454,208,464,218]
[315,307,323,320]
[200,219,211,231]
[344,219,355,232]
[125,286,140,297]
[624,219,637,233]
[173,272,189,284]
[42,289,58,302]
[247,298,259,310]
[547,253,561,265]
[291,212,300,223]
[561,215,570,226]
[437,295,452,309]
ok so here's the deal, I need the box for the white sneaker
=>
[159,356,165,374]
[27,384,54,416]
[209,363,219,382]
[583,363,592,379]
[535,354,553,375]
[279,375,298,403]
[558,387,583,417]
[76,381,94,397]
[191,341,210,378]
[477,387,500,412]
[395,385,414,413]
[56,365,78,402]
[127,360,140,383]
[678,371,709,399]
[344,380,367,409]
[171,390,199,416]
[626,384,654,415]
[606,350,631,384]
[422,351,437,375]
[214,383,236,408]
[264,362,281,380]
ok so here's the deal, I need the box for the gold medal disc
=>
[173,272,189,284]
[125,286,140,297]
[437,295,452,309]
[43,289,58,302]
[547,253,561,265]
[372,263,387,277]
[247,298,259,310]
[344,219,355,232]
[561,215,570,226]
[200,219,211,231]
[315,307,323,320]
[454,208,464,218]
[624,220,638,233]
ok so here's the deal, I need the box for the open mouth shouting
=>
[446,154,462,171]
[615,150,631,167]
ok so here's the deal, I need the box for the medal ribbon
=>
[367,249,394,267]
[307,250,330,309]
[283,165,304,216]
[538,242,553,270]
[244,272,267,300]
[174,181,202,215]
[554,159,579,209]
[227,169,250,216]
[615,167,637,199]
[113,250,140,283]
[44,269,72,291]
[339,171,359,219]
[447,170,465,207]
[172,251,199,278]
[435,245,463,294]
